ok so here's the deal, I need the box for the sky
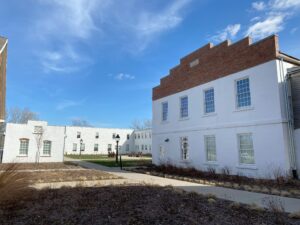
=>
[0,0,300,128]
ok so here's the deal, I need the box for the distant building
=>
[133,128,152,154]
[152,35,300,179]
[0,36,7,162]
[2,120,151,163]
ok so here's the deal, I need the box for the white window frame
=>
[180,137,189,160]
[19,139,29,156]
[73,143,77,152]
[43,140,52,156]
[179,96,189,119]
[235,77,252,109]
[161,101,168,122]
[94,143,99,151]
[203,87,215,114]
[237,133,255,165]
[204,135,216,162]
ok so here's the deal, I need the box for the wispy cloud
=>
[210,24,241,42]
[56,99,83,110]
[246,14,285,39]
[252,1,266,11]
[114,73,135,81]
[246,0,300,40]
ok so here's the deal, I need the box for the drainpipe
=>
[62,126,67,161]
[279,58,298,179]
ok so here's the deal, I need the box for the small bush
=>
[263,197,285,224]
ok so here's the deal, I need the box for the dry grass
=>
[0,164,32,205]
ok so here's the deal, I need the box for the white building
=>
[152,35,300,179]
[133,128,152,154]
[1,120,152,163]
[64,126,133,155]
[2,121,65,163]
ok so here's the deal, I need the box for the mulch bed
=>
[0,185,299,225]
[22,169,120,183]
[0,162,79,170]
[130,165,300,198]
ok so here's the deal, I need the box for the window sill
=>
[17,155,28,157]
[179,117,189,121]
[202,112,217,118]
[204,161,218,166]
[234,106,254,113]
[236,164,258,170]
[180,160,191,163]
[41,155,51,157]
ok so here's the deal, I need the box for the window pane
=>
[19,139,29,155]
[236,78,251,108]
[180,97,188,118]
[205,136,216,161]
[239,134,255,164]
[204,88,215,113]
[180,137,189,160]
[162,102,168,121]
[43,141,51,155]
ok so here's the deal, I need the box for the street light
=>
[115,134,120,163]
[80,139,83,156]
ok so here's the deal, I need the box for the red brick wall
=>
[153,35,279,100]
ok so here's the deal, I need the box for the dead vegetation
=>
[0,185,299,225]
[134,165,300,197]
[0,164,32,206]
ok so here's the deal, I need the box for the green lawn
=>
[66,154,152,167]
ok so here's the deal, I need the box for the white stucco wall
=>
[2,121,65,163]
[133,129,152,154]
[152,59,296,178]
[64,127,134,155]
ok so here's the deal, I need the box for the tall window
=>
[126,144,130,151]
[205,136,216,162]
[135,145,139,151]
[238,134,255,164]
[145,145,148,151]
[107,144,112,152]
[180,137,189,160]
[180,96,188,118]
[236,78,251,108]
[204,88,215,114]
[73,143,77,152]
[95,132,99,139]
[141,145,144,150]
[77,132,81,138]
[19,139,29,155]
[112,133,116,139]
[94,144,98,151]
[162,102,168,121]
[127,134,130,140]
[80,143,85,151]
[149,145,151,151]
[43,140,51,155]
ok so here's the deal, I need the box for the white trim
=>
[235,76,252,110]
[203,87,215,115]
[179,95,189,119]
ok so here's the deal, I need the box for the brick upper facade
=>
[0,37,7,121]
[152,35,296,100]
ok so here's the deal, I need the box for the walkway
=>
[65,157,300,213]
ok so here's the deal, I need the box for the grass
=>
[67,154,152,167]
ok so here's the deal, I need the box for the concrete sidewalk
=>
[65,157,300,213]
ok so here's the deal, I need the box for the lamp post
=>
[115,134,120,163]
[80,139,83,156]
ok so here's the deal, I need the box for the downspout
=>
[279,58,298,179]
[62,126,67,161]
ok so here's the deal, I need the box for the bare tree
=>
[33,126,44,164]
[71,118,93,127]
[131,119,152,130]
[7,107,39,124]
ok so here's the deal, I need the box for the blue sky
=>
[0,0,299,128]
